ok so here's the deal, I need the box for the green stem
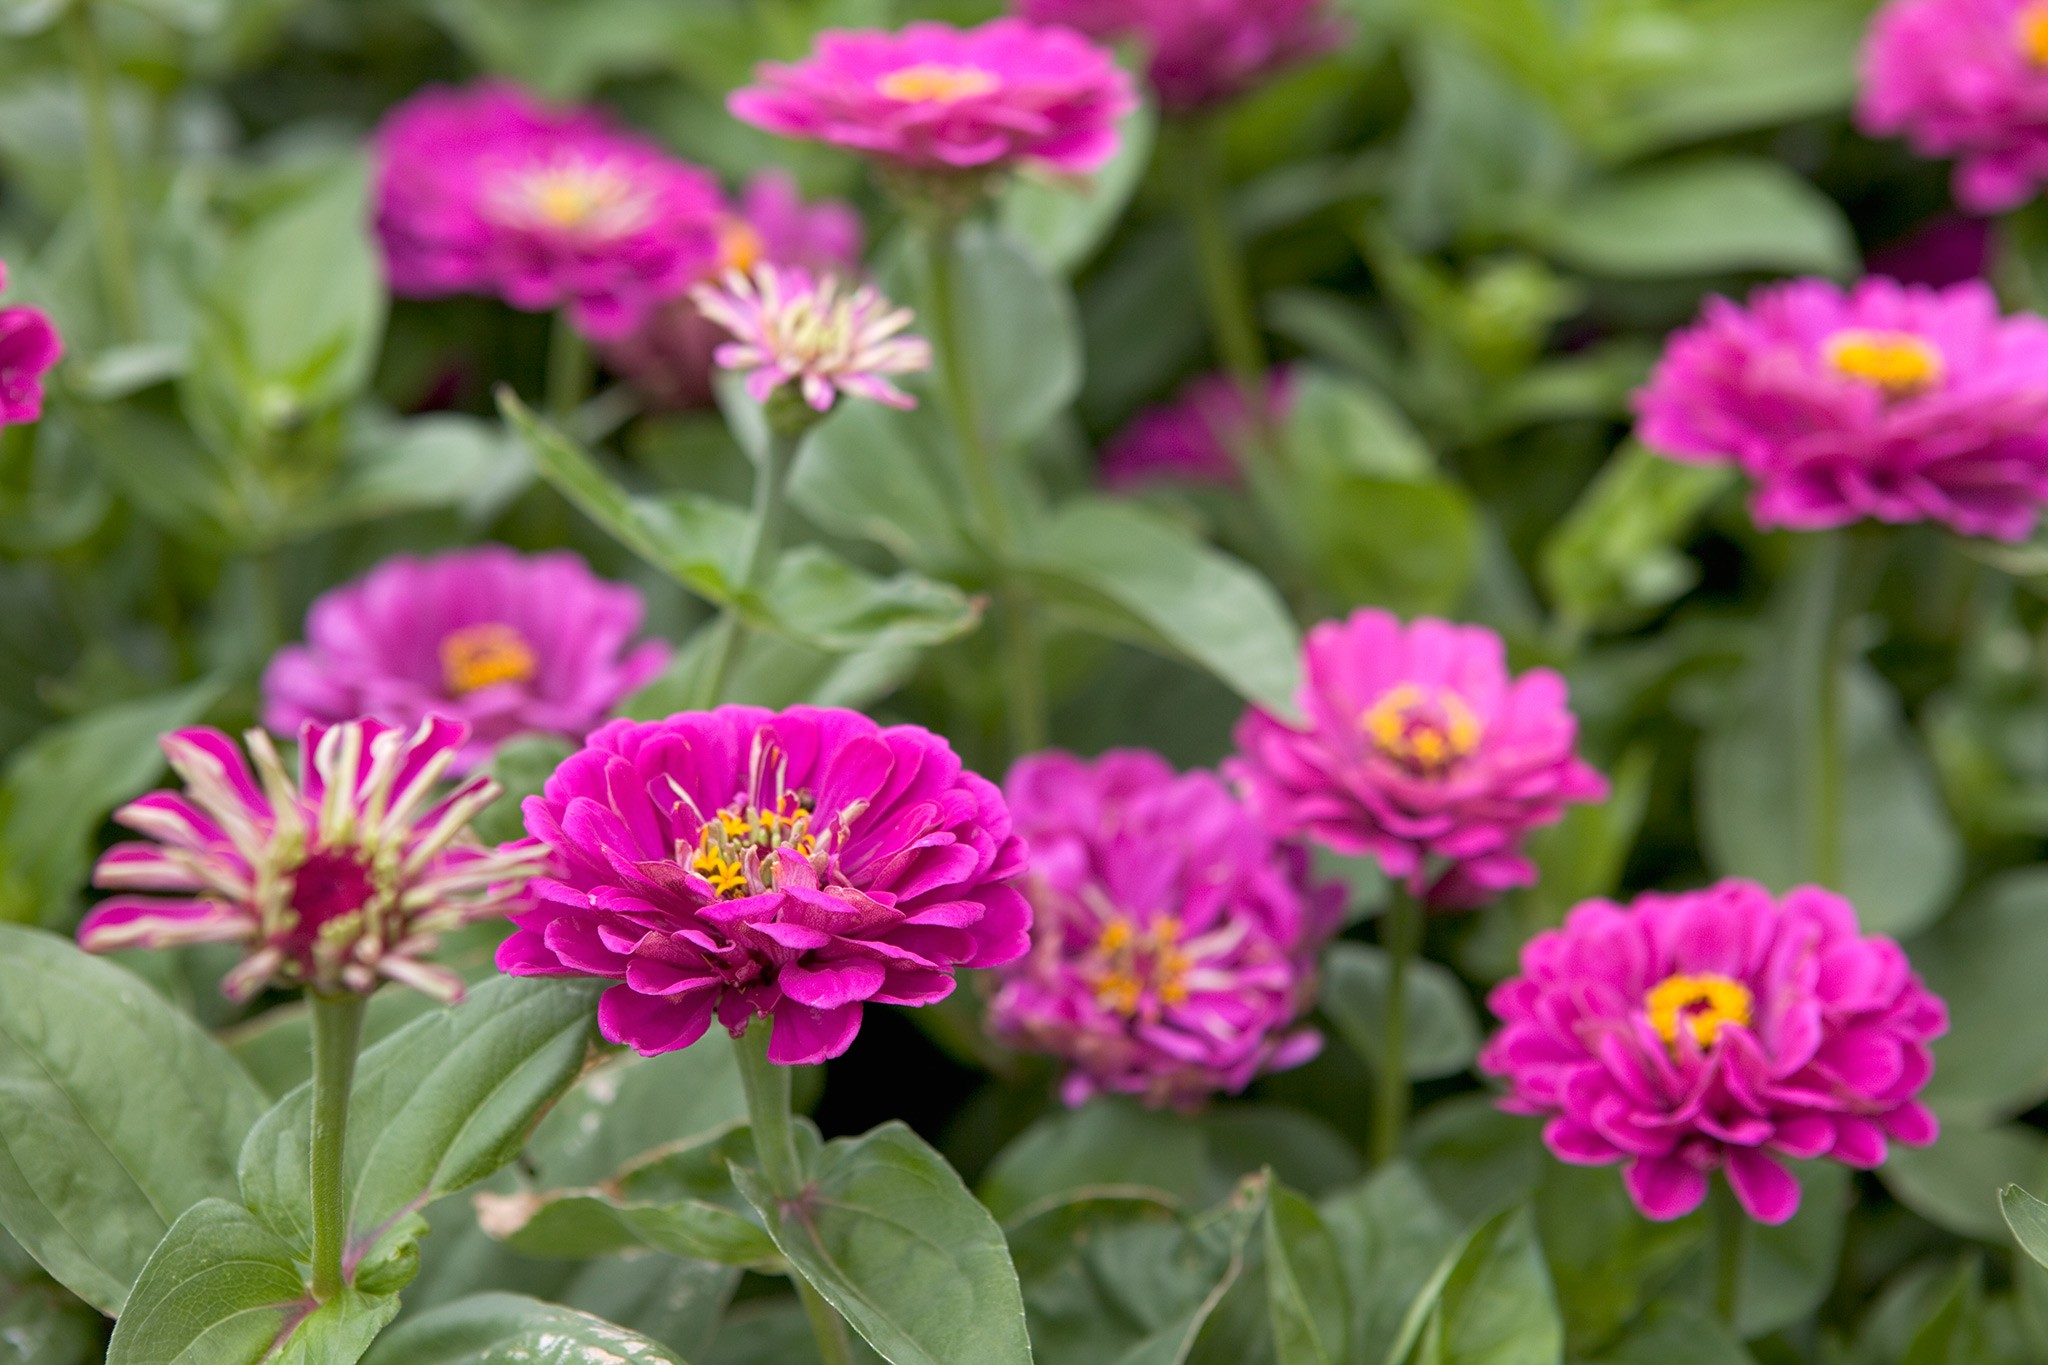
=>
[1177,118,1269,431]
[546,312,592,427]
[1712,1178,1747,1329]
[1802,528,1891,890]
[308,992,367,1302]
[796,1279,858,1365]
[691,426,798,709]
[734,1017,806,1200]
[1371,885,1423,1167]
[65,0,143,342]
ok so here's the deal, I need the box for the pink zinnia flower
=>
[690,264,931,413]
[1634,277,2048,542]
[1858,0,2048,214]
[80,718,542,1002]
[1227,610,1608,910]
[1018,0,1344,112]
[373,81,724,339]
[0,263,61,426]
[497,706,1032,1066]
[1481,880,1947,1225]
[262,547,670,775]
[988,749,1342,1109]
[1101,368,1293,490]
[729,20,1136,177]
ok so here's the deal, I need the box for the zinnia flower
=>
[1480,880,1947,1224]
[690,264,931,413]
[373,81,725,339]
[988,749,1342,1109]
[0,263,61,426]
[729,19,1137,177]
[1101,368,1292,490]
[1634,277,2048,541]
[262,547,670,774]
[1018,0,1343,112]
[1858,0,2048,214]
[497,706,1032,1066]
[1227,609,1608,909]
[80,718,542,1002]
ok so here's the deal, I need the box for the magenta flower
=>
[80,718,542,1002]
[1227,610,1608,910]
[497,706,1032,1066]
[690,264,931,413]
[0,263,61,426]
[988,749,1341,1109]
[262,547,670,774]
[1019,0,1343,112]
[729,19,1137,177]
[373,81,724,339]
[1858,0,2048,213]
[1102,368,1293,490]
[1634,277,2048,542]
[1480,880,1946,1224]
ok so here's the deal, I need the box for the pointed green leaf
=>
[2004,1186,2048,1271]
[361,1291,684,1365]
[1264,1184,1344,1365]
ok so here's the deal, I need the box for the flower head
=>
[80,718,541,1003]
[729,20,1136,177]
[1634,277,2048,541]
[1858,0,2048,213]
[373,81,724,339]
[988,749,1342,1109]
[1227,610,1608,910]
[262,547,670,774]
[0,263,61,426]
[497,706,1032,1066]
[1102,368,1292,490]
[1480,880,1947,1224]
[690,264,931,414]
[1019,0,1343,112]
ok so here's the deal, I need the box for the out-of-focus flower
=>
[262,547,669,774]
[1867,215,1996,289]
[372,81,724,339]
[988,749,1341,1109]
[1481,880,1946,1224]
[729,20,1136,177]
[1859,0,2048,213]
[1227,609,1608,910]
[1019,0,1343,112]
[690,264,931,414]
[0,263,61,426]
[80,718,540,1003]
[497,706,1032,1066]
[1101,368,1291,490]
[1634,277,2048,542]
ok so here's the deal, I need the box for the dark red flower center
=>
[282,849,378,958]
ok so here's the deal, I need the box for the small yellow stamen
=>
[496,161,651,238]
[1362,683,1485,776]
[1089,913,1194,1017]
[719,218,766,274]
[2018,2,2048,64]
[877,63,1002,103]
[1097,917,1135,952]
[1645,972,1754,1051]
[690,795,816,901]
[1824,329,1945,400]
[440,623,537,696]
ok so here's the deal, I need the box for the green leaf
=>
[790,401,974,577]
[1910,869,2048,1124]
[106,1198,398,1365]
[1025,497,1302,711]
[765,548,982,653]
[733,1122,1032,1365]
[484,1183,781,1270]
[1586,1302,1754,1365]
[1407,1096,1544,1228]
[1319,1165,1461,1365]
[2004,1186,2048,1271]
[1001,101,1157,277]
[1528,156,1857,279]
[1382,1205,1561,1365]
[1264,1185,1345,1365]
[943,224,1083,450]
[527,1037,748,1190]
[0,926,268,1314]
[295,412,535,537]
[1540,442,1735,636]
[1738,1162,1849,1339]
[362,1291,685,1364]
[1536,1161,1702,1354]
[981,1099,1215,1222]
[1317,943,1481,1083]
[1884,1121,2048,1243]
[0,0,65,36]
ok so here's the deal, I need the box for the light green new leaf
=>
[1318,943,1481,1082]
[0,926,268,1314]
[2003,1186,2048,1271]
[1264,1185,1345,1365]
[361,1291,684,1364]
[1381,1205,1561,1365]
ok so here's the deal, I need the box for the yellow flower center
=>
[718,218,767,275]
[877,63,1002,103]
[1362,683,1485,776]
[1824,329,1945,400]
[690,795,816,900]
[440,623,537,696]
[495,160,652,237]
[1645,972,1754,1051]
[1090,914,1193,1016]
[2017,2,2048,64]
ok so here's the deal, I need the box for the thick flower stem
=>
[1799,527,1891,890]
[308,992,367,1303]
[1372,885,1424,1167]
[692,425,798,709]
[1176,118,1269,436]
[546,311,593,427]
[1712,1178,1747,1328]
[65,0,144,342]
[797,1280,858,1365]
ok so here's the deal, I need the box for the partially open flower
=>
[0,263,61,427]
[80,717,542,1003]
[497,706,1032,1066]
[988,749,1342,1109]
[691,264,931,414]
[1018,0,1344,113]
[1481,880,1947,1224]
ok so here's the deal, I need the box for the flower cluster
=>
[690,264,932,414]
[1481,880,1946,1224]
[988,749,1342,1108]
[1101,368,1291,490]
[0,263,60,427]
[1018,0,1344,112]
[80,718,542,1002]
